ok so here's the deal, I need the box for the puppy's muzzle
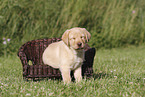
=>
[77,42,82,47]
[76,42,84,50]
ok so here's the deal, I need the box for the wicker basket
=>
[17,38,96,80]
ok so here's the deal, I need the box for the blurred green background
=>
[0,0,145,56]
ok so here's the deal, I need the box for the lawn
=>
[0,45,145,97]
[1,0,145,96]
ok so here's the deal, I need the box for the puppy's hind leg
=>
[60,67,71,84]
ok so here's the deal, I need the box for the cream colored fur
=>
[42,27,91,84]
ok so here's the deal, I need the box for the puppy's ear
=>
[82,28,91,42]
[62,29,70,46]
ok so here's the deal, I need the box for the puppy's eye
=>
[72,38,75,40]
[81,36,84,39]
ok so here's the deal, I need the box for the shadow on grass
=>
[92,72,110,79]
[23,72,109,82]
[24,77,62,82]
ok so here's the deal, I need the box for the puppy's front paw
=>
[75,75,82,83]
[74,66,82,83]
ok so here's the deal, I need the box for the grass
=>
[0,1,145,96]
[1,0,145,55]
[0,45,145,97]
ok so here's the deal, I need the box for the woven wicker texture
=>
[17,38,96,80]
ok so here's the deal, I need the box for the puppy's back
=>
[42,41,63,68]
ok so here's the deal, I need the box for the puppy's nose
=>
[77,42,82,47]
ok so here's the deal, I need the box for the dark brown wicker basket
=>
[17,38,96,80]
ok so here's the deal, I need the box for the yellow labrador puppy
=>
[42,27,91,84]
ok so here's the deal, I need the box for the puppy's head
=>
[62,27,91,50]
